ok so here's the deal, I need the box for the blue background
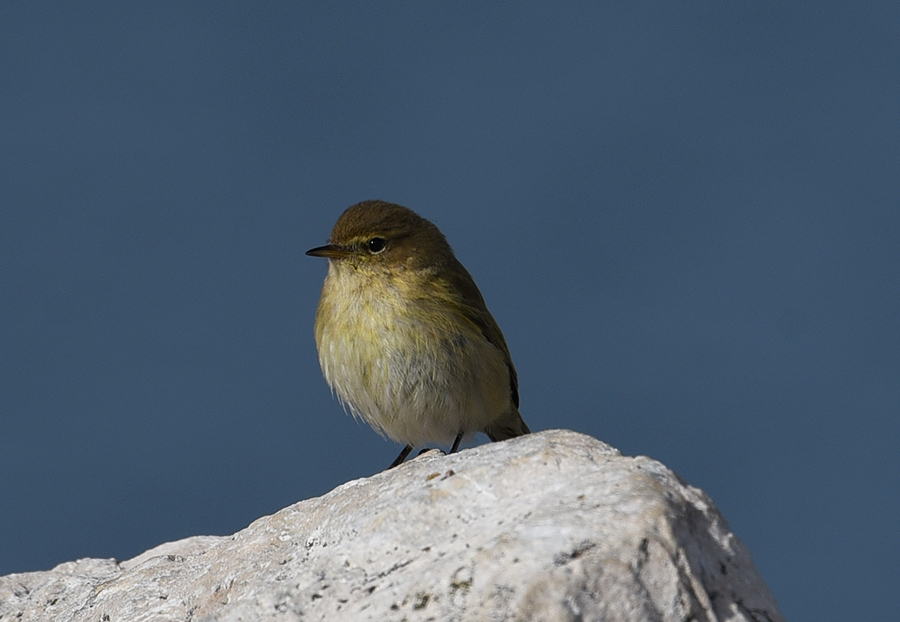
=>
[2,4,898,620]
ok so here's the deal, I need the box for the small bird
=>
[307,200,530,468]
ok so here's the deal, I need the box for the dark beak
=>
[306,243,352,259]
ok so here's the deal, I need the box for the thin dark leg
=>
[449,431,463,454]
[389,444,414,469]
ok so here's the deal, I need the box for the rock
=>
[0,430,783,621]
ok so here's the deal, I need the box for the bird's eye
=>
[367,237,387,254]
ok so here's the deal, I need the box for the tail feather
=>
[484,408,530,442]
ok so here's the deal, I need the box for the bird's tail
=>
[484,407,531,442]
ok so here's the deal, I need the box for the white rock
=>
[0,430,783,621]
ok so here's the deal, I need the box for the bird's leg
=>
[449,431,463,454]
[390,432,462,469]
[388,444,414,469]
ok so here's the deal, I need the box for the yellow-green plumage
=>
[307,200,529,459]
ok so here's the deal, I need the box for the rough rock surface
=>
[0,430,783,621]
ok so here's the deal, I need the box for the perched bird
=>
[307,200,530,468]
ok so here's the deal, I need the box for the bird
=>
[306,200,530,468]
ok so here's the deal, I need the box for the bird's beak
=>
[306,243,352,259]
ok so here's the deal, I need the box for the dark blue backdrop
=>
[2,4,898,620]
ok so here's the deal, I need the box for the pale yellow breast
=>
[314,262,511,446]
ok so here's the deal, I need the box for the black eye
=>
[367,237,387,254]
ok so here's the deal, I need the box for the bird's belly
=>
[316,296,509,447]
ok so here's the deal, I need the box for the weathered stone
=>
[0,430,783,621]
